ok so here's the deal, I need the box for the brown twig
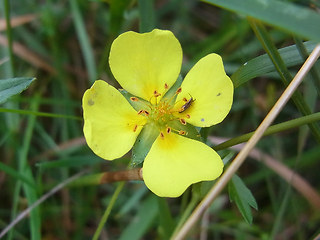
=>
[0,14,36,31]
[100,168,143,184]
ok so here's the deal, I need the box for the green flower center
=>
[148,98,175,129]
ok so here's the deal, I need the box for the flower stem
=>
[213,112,320,151]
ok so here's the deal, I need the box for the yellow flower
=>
[82,29,233,197]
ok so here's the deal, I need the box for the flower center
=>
[148,98,175,128]
[131,85,191,136]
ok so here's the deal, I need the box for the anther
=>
[179,118,187,125]
[160,132,165,139]
[130,97,139,102]
[144,110,150,116]
[154,90,161,97]
[178,130,186,135]
[166,127,171,134]
[164,83,169,89]
[183,97,188,102]
[176,87,182,94]
[138,110,144,115]
[186,114,190,119]
[133,125,138,132]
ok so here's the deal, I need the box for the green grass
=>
[1,0,320,239]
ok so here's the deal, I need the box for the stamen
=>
[133,125,138,132]
[179,118,187,125]
[164,83,169,89]
[144,110,150,116]
[130,97,139,102]
[183,97,188,102]
[160,132,165,139]
[137,110,144,115]
[178,130,186,135]
[186,114,190,119]
[166,127,171,134]
[153,90,161,98]
[176,87,182,94]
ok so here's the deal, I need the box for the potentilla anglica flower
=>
[82,29,233,197]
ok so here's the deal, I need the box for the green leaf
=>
[228,174,258,224]
[202,0,320,42]
[0,162,35,188]
[249,19,320,144]
[157,198,175,239]
[231,41,317,88]
[109,0,131,35]
[119,195,158,240]
[0,77,35,104]
[138,0,156,33]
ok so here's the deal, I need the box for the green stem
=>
[0,108,82,121]
[248,18,320,143]
[213,112,320,151]
[92,182,125,240]
[69,0,97,83]
[138,0,156,33]
[4,0,14,77]
[293,37,320,96]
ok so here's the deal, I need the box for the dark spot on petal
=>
[217,93,221,96]
[201,118,205,122]
[88,99,94,106]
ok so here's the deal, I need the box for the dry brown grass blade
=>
[0,14,36,31]
[0,34,56,73]
[172,44,320,240]
[0,171,86,239]
[209,137,320,210]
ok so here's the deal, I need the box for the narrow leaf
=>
[0,77,35,104]
[228,174,258,224]
[119,195,158,240]
[231,41,317,88]
[203,0,320,42]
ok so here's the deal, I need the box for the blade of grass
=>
[69,0,97,83]
[249,19,320,144]
[3,0,14,76]
[92,182,125,240]
[213,112,320,151]
[18,97,41,240]
[202,0,320,42]
[119,195,158,240]
[294,37,320,96]
[0,162,35,188]
[0,107,82,120]
[0,172,85,238]
[158,198,175,239]
[172,44,320,240]
[138,0,156,33]
[231,41,317,88]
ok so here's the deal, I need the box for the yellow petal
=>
[109,29,182,102]
[142,132,223,197]
[175,54,233,127]
[83,80,146,160]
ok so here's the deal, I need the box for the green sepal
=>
[131,122,159,167]
[162,75,183,104]
[228,174,258,224]
[168,120,202,141]
[119,89,150,112]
